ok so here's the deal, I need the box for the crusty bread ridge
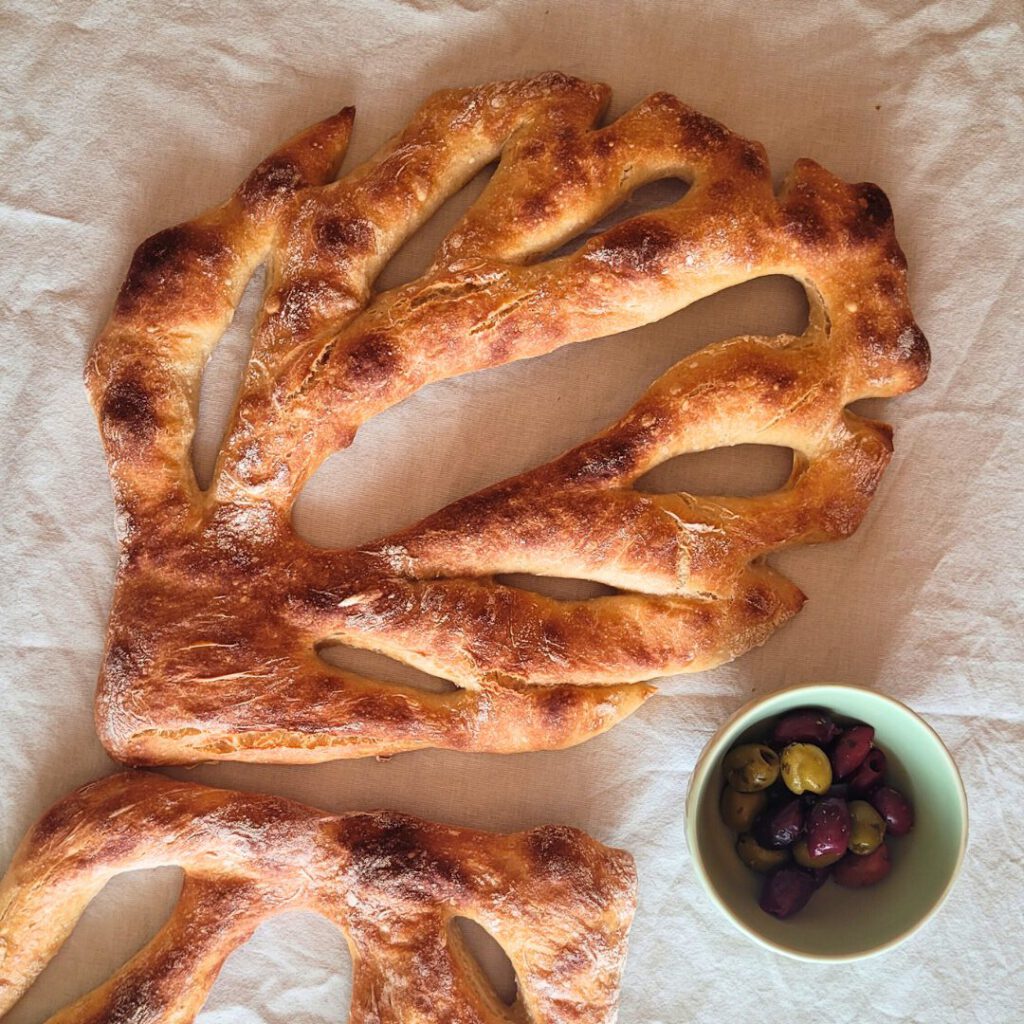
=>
[0,772,637,1023]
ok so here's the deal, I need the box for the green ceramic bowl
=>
[685,682,967,961]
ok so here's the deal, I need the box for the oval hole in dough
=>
[293,275,809,550]
[450,915,518,1007]
[317,643,459,694]
[2,867,184,1024]
[635,443,794,498]
[202,909,350,1024]
[493,574,618,602]
[544,176,690,261]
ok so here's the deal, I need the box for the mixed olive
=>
[719,707,915,919]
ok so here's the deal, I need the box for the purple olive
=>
[759,867,817,918]
[772,709,840,747]
[831,725,875,779]
[833,842,892,888]
[871,786,915,836]
[808,865,834,889]
[806,797,851,860]
[848,747,887,794]
[756,798,805,849]
[826,783,851,799]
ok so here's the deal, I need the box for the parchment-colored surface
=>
[0,1,1021,1020]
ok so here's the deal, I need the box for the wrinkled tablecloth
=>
[1,1,1021,1021]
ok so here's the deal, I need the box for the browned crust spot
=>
[782,196,829,246]
[345,813,468,898]
[101,378,156,444]
[240,155,306,211]
[316,213,376,254]
[847,182,893,242]
[677,107,730,150]
[344,330,402,388]
[116,224,229,316]
[740,142,769,176]
[586,218,677,275]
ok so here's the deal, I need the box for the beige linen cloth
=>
[0,0,1021,1021]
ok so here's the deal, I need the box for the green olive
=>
[720,785,768,832]
[792,838,843,869]
[780,742,833,795]
[723,744,780,793]
[848,800,886,855]
[736,833,790,873]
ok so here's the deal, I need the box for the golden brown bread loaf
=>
[0,772,637,1023]
[86,73,929,764]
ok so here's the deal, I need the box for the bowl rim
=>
[684,680,969,963]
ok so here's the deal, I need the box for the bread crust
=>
[0,772,637,1023]
[86,73,929,763]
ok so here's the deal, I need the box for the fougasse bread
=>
[86,74,928,765]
